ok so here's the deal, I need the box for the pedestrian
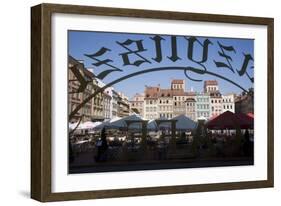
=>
[243,129,251,156]
[95,128,108,162]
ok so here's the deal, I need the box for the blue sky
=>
[68,30,254,99]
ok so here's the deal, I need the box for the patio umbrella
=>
[172,114,197,130]
[95,116,121,130]
[236,113,254,129]
[147,119,157,131]
[197,116,207,121]
[153,116,171,130]
[109,114,144,129]
[206,111,253,130]
[208,114,219,121]
[69,121,85,131]
[80,121,102,130]
[247,112,254,118]
[69,122,79,130]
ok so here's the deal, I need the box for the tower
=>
[171,79,185,91]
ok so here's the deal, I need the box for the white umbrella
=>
[80,121,102,130]
[155,117,171,129]
[69,122,79,130]
[197,116,207,121]
[172,114,197,130]
[110,114,143,129]
[69,121,89,130]
[95,117,121,129]
[147,119,157,131]
[110,116,122,123]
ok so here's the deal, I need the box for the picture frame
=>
[31,3,274,202]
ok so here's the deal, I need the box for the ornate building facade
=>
[68,56,131,123]
[130,79,236,121]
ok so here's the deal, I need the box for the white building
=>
[204,80,223,118]
[104,87,114,119]
[130,79,236,121]
[158,89,173,119]
[185,92,197,121]
[204,80,219,93]
[171,80,187,117]
[210,91,223,117]
[111,90,119,118]
[222,94,235,113]
[144,86,159,120]
[171,79,185,90]
[196,93,211,120]
[129,93,145,117]
[117,92,130,117]
[103,92,111,119]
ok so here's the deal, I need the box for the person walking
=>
[95,128,108,162]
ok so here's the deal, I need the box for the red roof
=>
[171,79,184,84]
[186,91,196,96]
[204,80,218,86]
[172,90,186,96]
[158,89,173,97]
[145,86,159,98]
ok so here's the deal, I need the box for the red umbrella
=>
[236,113,254,129]
[209,114,219,121]
[247,112,254,118]
[206,111,253,130]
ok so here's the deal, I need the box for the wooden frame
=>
[31,3,274,202]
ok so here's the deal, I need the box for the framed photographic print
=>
[31,3,274,202]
